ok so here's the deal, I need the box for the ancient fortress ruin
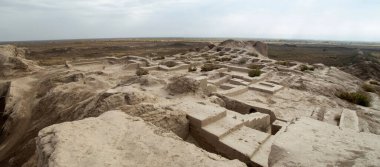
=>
[0,40,379,167]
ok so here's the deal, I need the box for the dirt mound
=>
[218,40,268,56]
[248,41,268,56]
[167,75,201,94]
[219,40,247,48]
[0,45,41,77]
[341,60,380,81]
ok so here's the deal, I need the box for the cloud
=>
[0,0,379,41]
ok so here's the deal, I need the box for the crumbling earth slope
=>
[36,111,245,167]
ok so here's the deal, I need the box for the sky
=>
[0,0,380,42]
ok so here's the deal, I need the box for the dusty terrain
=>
[0,39,379,167]
[267,41,380,81]
[8,39,211,66]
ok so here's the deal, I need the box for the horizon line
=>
[1,37,380,44]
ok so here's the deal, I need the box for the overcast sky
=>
[1,0,380,42]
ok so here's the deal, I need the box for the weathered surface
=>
[251,41,268,57]
[36,111,246,167]
[0,45,41,77]
[269,117,380,167]
[167,75,201,94]
[119,103,189,139]
[1,41,380,166]
[339,109,360,132]
[218,40,268,56]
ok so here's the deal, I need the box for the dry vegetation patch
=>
[300,64,315,71]
[188,65,197,72]
[336,90,371,107]
[237,57,249,64]
[201,63,220,72]
[362,84,375,92]
[216,57,231,62]
[163,61,177,67]
[136,68,149,76]
[248,69,262,77]
[247,52,258,57]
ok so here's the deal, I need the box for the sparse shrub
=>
[362,84,375,92]
[238,58,249,64]
[219,52,225,56]
[300,65,315,71]
[336,91,371,107]
[251,58,260,63]
[152,55,165,60]
[216,47,223,52]
[216,57,232,62]
[188,65,197,72]
[136,68,149,76]
[224,48,232,52]
[223,57,231,61]
[248,69,262,77]
[300,65,308,71]
[165,61,177,68]
[247,52,258,57]
[201,63,219,72]
[208,44,216,49]
[369,81,380,86]
[231,55,238,58]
